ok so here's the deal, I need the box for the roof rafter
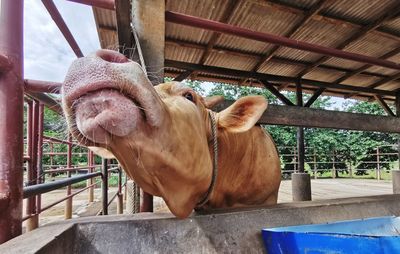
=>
[165,38,399,81]
[296,2,400,78]
[189,0,240,80]
[251,0,331,72]
[165,59,397,97]
[266,0,400,42]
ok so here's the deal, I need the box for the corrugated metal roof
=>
[92,0,400,103]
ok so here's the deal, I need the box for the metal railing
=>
[279,144,399,180]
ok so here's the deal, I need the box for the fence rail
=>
[279,144,399,180]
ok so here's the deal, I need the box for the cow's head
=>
[62,50,267,218]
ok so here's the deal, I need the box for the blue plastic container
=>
[262,216,400,254]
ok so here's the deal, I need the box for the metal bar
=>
[41,0,84,58]
[26,101,41,231]
[165,11,400,71]
[213,102,400,133]
[0,0,24,242]
[44,166,96,174]
[36,104,44,214]
[25,91,63,114]
[261,81,295,106]
[102,158,108,215]
[66,0,115,10]
[64,134,73,218]
[117,167,123,214]
[165,60,396,97]
[140,191,153,212]
[24,79,61,94]
[43,136,80,146]
[374,95,395,116]
[39,181,99,213]
[23,172,102,199]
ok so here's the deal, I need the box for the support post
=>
[87,151,94,202]
[36,103,44,220]
[313,148,317,179]
[101,158,108,215]
[130,0,165,212]
[26,100,39,231]
[0,0,24,243]
[394,92,400,194]
[64,135,72,219]
[117,167,123,214]
[377,147,381,181]
[292,81,311,201]
[332,149,336,178]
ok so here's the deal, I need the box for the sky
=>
[23,0,348,109]
[24,0,100,82]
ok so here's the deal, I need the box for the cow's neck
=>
[206,126,267,207]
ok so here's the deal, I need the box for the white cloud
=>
[24,0,100,82]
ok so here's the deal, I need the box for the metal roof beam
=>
[42,0,84,58]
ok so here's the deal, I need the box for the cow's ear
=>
[203,95,224,109]
[218,96,267,133]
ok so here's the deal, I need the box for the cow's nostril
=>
[96,49,129,63]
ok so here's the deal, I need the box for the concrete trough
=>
[2,195,400,253]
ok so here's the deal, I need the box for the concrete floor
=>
[278,179,393,203]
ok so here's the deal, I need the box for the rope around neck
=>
[196,111,218,208]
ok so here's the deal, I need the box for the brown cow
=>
[62,49,281,218]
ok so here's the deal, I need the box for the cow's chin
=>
[74,89,144,144]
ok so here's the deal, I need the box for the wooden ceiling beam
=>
[374,95,395,116]
[304,88,326,107]
[261,81,295,106]
[165,59,397,97]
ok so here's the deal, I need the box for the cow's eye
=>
[183,92,194,102]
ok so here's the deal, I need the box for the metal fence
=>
[279,145,399,180]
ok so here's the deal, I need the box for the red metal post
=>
[26,100,39,231]
[140,191,153,212]
[36,104,45,214]
[165,11,400,71]
[0,0,24,243]
[65,134,73,219]
[41,0,84,58]
[67,0,115,10]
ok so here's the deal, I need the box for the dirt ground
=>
[23,178,393,231]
